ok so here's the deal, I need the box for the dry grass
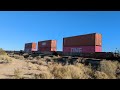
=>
[75,63,94,79]
[0,48,120,79]
[0,48,7,55]
[44,56,52,60]
[51,64,89,79]
[94,71,109,79]
[27,56,34,60]
[26,62,39,70]
[14,68,23,79]
[32,71,53,79]
[32,65,53,79]
[34,56,41,60]
[13,55,25,60]
[37,65,49,71]
[37,59,47,65]
[0,55,13,63]
[100,60,118,79]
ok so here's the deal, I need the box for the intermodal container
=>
[63,46,102,53]
[38,40,56,48]
[63,33,102,47]
[24,42,37,53]
[38,40,57,52]
[38,47,56,52]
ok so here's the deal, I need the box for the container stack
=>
[38,40,57,53]
[63,33,102,53]
[24,42,37,53]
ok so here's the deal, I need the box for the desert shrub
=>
[26,62,39,70]
[0,55,13,63]
[32,71,53,79]
[47,63,60,72]
[75,63,94,79]
[52,56,60,60]
[37,65,49,71]
[13,55,24,60]
[27,56,34,60]
[0,48,7,55]
[14,68,23,79]
[116,62,120,79]
[51,64,89,79]
[37,59,47,65]
[94,71,109,79]
[44,56,52,60]
[34,56,41,60]
[100,60,118,79]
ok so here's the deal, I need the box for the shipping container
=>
[95,33,102,46]
[38,47,56,52]
[63,46,102,53]
[63,33,102,47]
[38,40,56,48]
[38,40,57,52]
[24,42,37,53]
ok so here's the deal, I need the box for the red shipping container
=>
[38,40,57,52]
[24,42,37,53]
[63,33,102,47]
[63,46,102,53]
[38,47,56,52]
[38,40,57,48]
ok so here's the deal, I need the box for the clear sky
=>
[0,11,119,52]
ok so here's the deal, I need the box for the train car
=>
[63,33,102,53]
[24,42,37,53]
[62,51,120,60]
[38,40,57,52]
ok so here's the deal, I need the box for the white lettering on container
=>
[42,42,46,46]
[71,48,82,53]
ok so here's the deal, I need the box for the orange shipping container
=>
[63,33,102,47]
[38,47,56,52]
[24,42,37,52]
[38,40,57,52]
[38,40,57,48]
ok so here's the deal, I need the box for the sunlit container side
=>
[95,46,102,52]
[38,47,56,52]
[63,46,102,53]
[63,33,102,47]
[38,40,57,48]
[95,33,102,46]
[24,42,37,53]
[38,40,57,52]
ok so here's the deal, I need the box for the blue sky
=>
[0,11,119,52]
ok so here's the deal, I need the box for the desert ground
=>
[0,49,120,79]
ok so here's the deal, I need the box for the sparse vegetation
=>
[0,48,7,55]
[12,55,24,60]
[32,71,53,79]
[0,55,13,63]
[99,60,118,79]
[94,71,109,79]
[50,64,89,79]
[0,50,120,79]
[14,68,23,79]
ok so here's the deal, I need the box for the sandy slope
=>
[0,59,41,79]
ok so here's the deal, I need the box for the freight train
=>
[9,50,120,61]
[7,33,120,60]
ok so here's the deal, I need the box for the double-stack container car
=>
[22,33,119,60]
[24,42,37,53]
[38,40,57,53]
[63,33,102,53]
